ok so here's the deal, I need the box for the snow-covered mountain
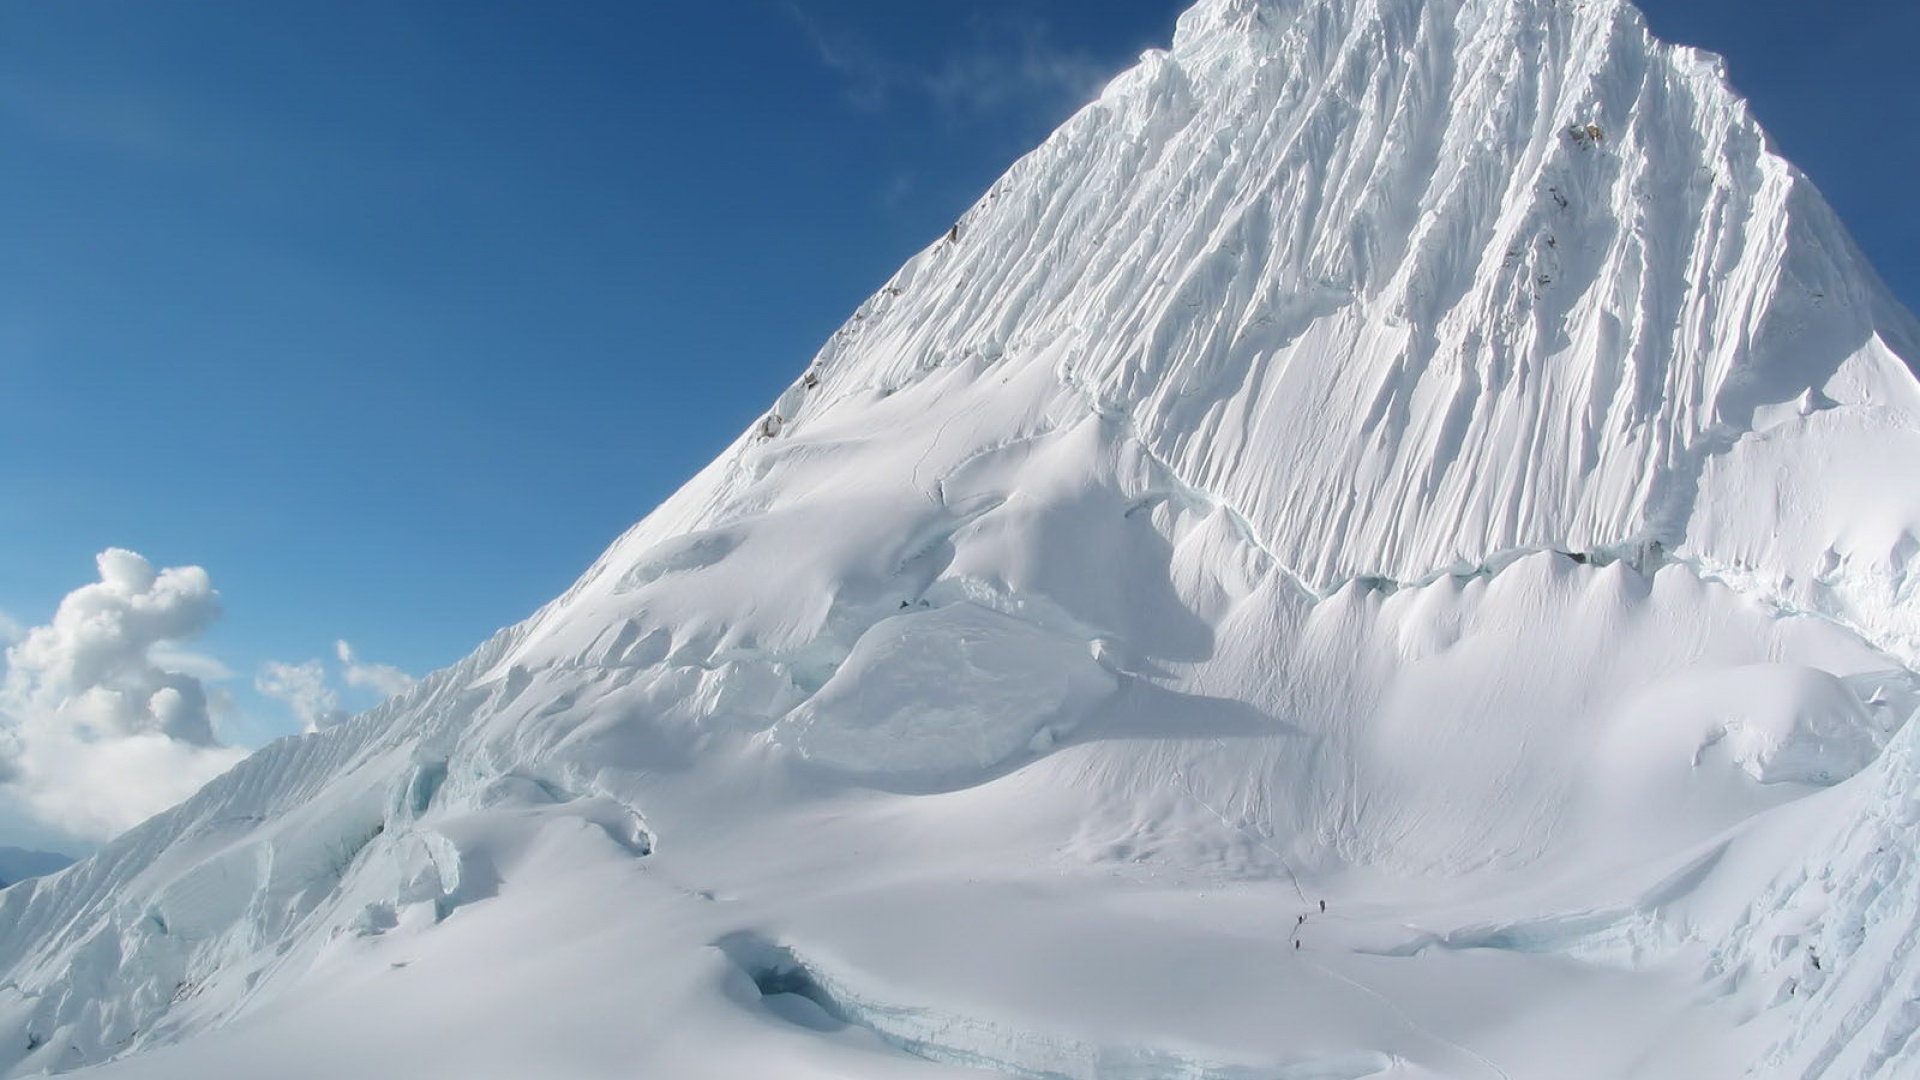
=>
[5,0,1919,1076]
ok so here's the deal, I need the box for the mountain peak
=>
[754,0,1915,622]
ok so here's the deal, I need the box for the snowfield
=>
[4,0,1919,1076]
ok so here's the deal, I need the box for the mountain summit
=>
[5,0,1918,1076]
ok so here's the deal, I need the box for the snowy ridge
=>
[2,0,1919,1076]
[788,0,1916,584]
[528,0,1920,668]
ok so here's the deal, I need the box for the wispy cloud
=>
[336,639,415,699]
[782,5,1120,124]
[257,639,414,735]
[256,659,343,733]
[0,74,201,167]
[922,16,1116,122]
[783,1,894,112]
[880,170,917,213]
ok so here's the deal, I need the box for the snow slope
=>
[4,0,1919,1076]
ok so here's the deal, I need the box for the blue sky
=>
[0,0,1913,847]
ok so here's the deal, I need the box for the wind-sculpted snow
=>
[755,0,1920,612]
[2,0,1918,1076]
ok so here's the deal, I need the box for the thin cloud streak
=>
[782,4,1123,124]
[923,15,1118,122]
[783,1,893,112]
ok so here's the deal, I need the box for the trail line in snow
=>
[1168,749,1312,908]
[1305,957,1513,1080]
[1169,741,1509,1080]
[912,408,969,506]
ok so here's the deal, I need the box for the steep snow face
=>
[523,0,1920,669]
[783,0,1918,595]
[3,0,1918,1077]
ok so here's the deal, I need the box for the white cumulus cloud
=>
[0,549,249,841]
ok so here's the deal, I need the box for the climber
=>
[947,222,961,244]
